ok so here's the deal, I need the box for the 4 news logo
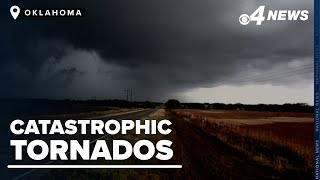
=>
[239,6,309,25]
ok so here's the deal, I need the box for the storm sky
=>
[0,0,314,104]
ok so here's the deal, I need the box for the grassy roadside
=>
[26,108,144,120]
[174,109,313,178]
[44,109,186,180]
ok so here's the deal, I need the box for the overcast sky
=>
[0,0,314,104]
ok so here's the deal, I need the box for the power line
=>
[124,89,133,101]
[218,63,313,83]
[213,64,313,86]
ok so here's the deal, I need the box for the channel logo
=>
[239,6,309,25]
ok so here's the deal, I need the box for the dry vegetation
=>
[174,109,314,176]
[47,109,184,180]
[31,109,314,179]
[26,108,143,120]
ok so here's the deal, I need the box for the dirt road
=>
[9,109,311,180]
[8,109,157,180]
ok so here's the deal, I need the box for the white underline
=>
[8,165,182,169]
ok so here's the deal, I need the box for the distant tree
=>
[142,101,155,108]
[165,99,181,109]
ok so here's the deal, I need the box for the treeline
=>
[165,99,313,113]
[0,99,160,117]
[70,99,159,108]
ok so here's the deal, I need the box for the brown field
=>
[26,108,143,120]
[174,109,314,177]
[29,108,314,179]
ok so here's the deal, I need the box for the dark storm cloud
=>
[0,0,314,101]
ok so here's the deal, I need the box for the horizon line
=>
[0,97,313,106]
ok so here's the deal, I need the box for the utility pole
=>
[124,89,129,101]
[124,89,133,102]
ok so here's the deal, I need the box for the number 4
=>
[250,6,265,25]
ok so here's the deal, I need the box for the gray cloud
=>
[0,0,314,102]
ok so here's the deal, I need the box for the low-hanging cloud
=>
[0,0,314,103]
